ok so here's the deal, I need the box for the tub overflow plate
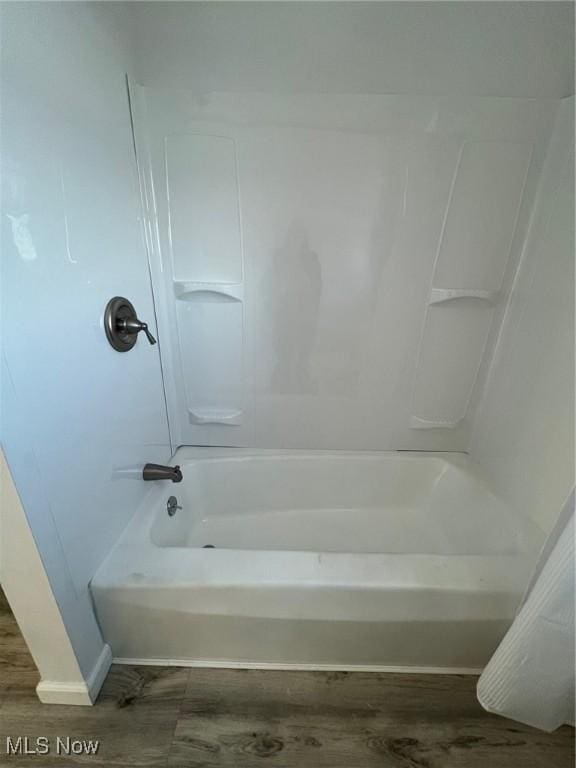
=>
[167,496,182,516]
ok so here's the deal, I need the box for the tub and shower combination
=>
[87,77,561,675]
[92,449,542,672]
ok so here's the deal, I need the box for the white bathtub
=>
[91,449,544,672]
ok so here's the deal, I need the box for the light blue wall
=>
[0,3,170,675]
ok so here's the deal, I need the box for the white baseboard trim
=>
[36,643,112,706]
[36,680,93,706]
[114,657,482,676]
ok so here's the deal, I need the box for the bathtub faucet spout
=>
[142,463,183,483]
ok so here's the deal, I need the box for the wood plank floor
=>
[0,589,573,767]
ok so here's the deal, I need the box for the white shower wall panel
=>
[133,89,557,450]
[469,98,575,533]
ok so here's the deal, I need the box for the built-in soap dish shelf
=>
[174,281,243,303]
[188,408,243,426]
[410,415,462,430]
[428,288,498,306]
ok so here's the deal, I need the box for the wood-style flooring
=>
[0,589,574,767]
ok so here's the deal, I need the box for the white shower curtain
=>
[477,491,575,732]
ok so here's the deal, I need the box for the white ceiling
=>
[131,2,574,99]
